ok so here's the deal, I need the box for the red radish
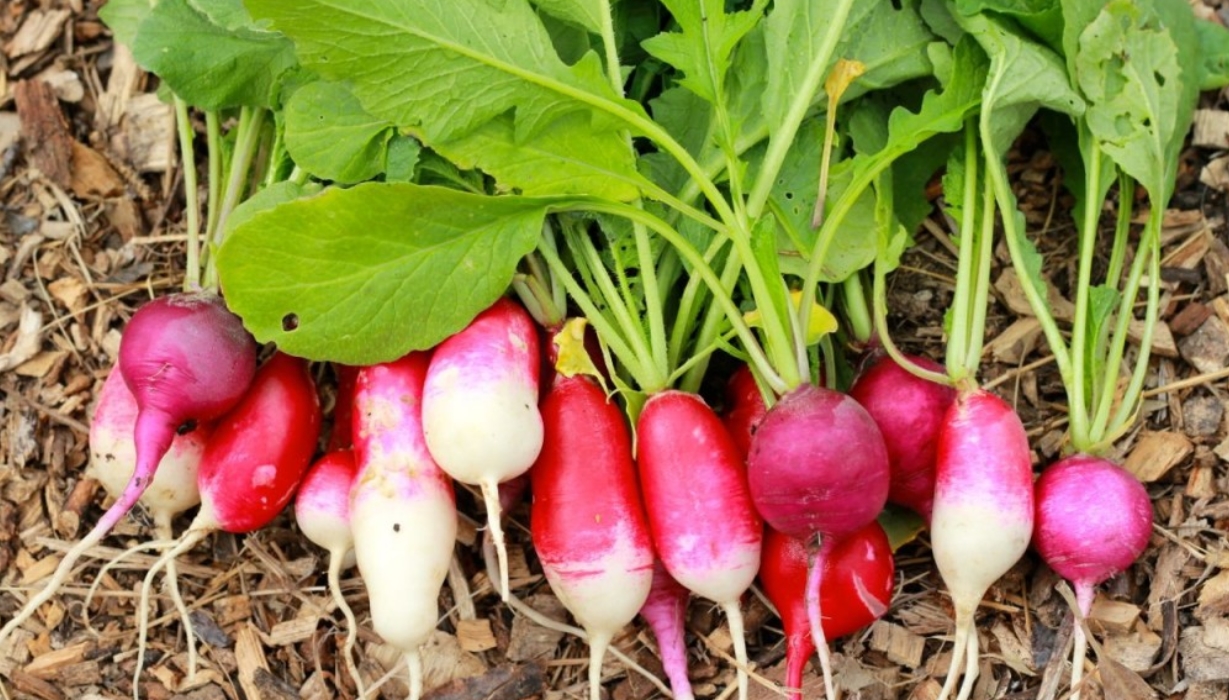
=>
[328,363,359,451]
[422,298,542,601]
[848,353,957,522]
[295,449,364,697]
[930,389,1034,700]
[759,523,895,700]
[135,352,321,691]
[747,384,890,700]
[1033,455,1151,700]
[0,292,256,646]
[637,390,762,700]
[638,561,694,700]
[351,352,457,700]
[531,374,654,700]
[722,364,768,461]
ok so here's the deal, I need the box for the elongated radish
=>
[930,389,1033,700]
[638,560,694,700]
[423,298,542,601]
[135,351,320,694]
[1033,455,1151,700]
[0,292,256,646]
[531,374,654,700]
[722,364,768,462]
[295,449,363,697]
[328,363,359,451]
[747,384,889,700]
[351,352,456,700]
[848,353,956,522]
[637,390,762,700]
[759,523,895,700]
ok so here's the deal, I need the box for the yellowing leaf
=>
[824,58,866,101]
[742,290,839,345]
[553,318,603,380]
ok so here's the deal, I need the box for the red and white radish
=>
[327,363,359,451]
[351,352,457,700]
[422,297,542,601]
[638,561,694,700]
[637,390,762,700]
[747,384,890,700]
[135,351,320,692]
[930,389,1034,700]
[759,523,895,700]
[1033,455,1151,700]
[531,374,654,700]
[722,364,768,462]
[0,292,256,646]
[849,354,956,523]
[295,449,364,697]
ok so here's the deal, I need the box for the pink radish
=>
[422,297,542,601]
[759,523,895,700]
[638,561,694,700]
[722,364,768,462]
[747,384,890,700]
[637,390,762,700]
[0,292,255,647]
[135,351,321,693]
[1033,455,1151,700]
[351,352,457,700]
[295,449,364,697]
[328,363,359,451]
[848,353,957,522]
[531,374,654,700]
[930,389,1034,700]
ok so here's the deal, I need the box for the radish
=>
[0,291,255,647]
[848,353,957,522]
[930,389,1034,700]
[135,351,321,693]
[531,374,654,700]
[638,561,694,700]
[422,297,542,601]
[746,384,890,700]
[722,364,768,462]
[295,449,364,697]
[1033,455,1151,700]
[350,352,457,700]
[637,390,762,700]
[328,363,359,451]
[759,523,895,700]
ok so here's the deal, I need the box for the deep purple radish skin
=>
[848,354,956,522]
[639,561,695,700]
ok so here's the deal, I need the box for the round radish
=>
[638,561,694,700]
[637,390,762,700]
[1033,454,1151,700]
[722,364,768,462]
[422,298,542,602]
[849,353,956,522]
[531,374,654,700]
[930,389,1034,700]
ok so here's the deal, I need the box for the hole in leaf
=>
[1155,71,1165,87]
[282,313,300,332]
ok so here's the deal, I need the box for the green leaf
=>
[130,0,297,109]
[432,111,647,200]
[98,0,152,47]
[248,0,638,144]
[384,135,423,183]
[283,81,394,184]
[222,180,323,237]
[1015,218,1048,303]
[641,86,715,196]
[954,0,1063,51]
[1196,19,1229,90]
[1085,283,1120,378]
[217,183,551,363]
[531,0,604,35]
[641,0,766,105]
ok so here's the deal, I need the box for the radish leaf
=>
[283,81,395,185]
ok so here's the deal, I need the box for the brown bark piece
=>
[235,623,271,700]
[1205,240,1229,296]
[423,663,544,700]
[1184,682,1229,700]
[1089,599,1141,635]
[14,80,74,190]
[1179,316,1229,374]
[1193,109,1229,149]
[23,641,91,678]
[506,595,566,662]
[5,9,71,57]
[1181,626,1229,682]
[869,621,925,669]
[458,618,499,653]
[1171,302,1214,336]
[988,317,1042,364]
[9,669,65,700]
[1122,431,1193,482]
[1198,571,1229,619]
[70,141,125,198]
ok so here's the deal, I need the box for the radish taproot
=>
[747,384,890,700]
[351,352,457,700]
[848,353,956,522]
[135,351,320,694]
[1033,455,1151,700]
[930,389,1034,700]
[759,523,895,700]
[422,297,542,601]
[0,292,256,646]
[637,390,762,700]
[531,374,654,700]
[295,449,364,697]
[639,561,695,700]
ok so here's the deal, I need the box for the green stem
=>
[964,164,997,375]
[873,252,953,387]
[667,236,728,369]
[946,124,980,382]
[841,273,873,345]
[1105,173,1134,289]
[173,97,201,293]
[204,111,222,245]
[1068,145,1104,450]
[679,244,745,394]
[1104,222,1160,446]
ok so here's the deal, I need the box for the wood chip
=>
[1127,318,1178,358]
[70,142,125,199]
[1198,571,1229,620]
[235,623,271,700]
[5,9,71,57]
[23,641,91,678]
[1089,599,1141,635]
[457,618,498,653]
[988,317,1042,364]
[1193,109,1229,149]
[1103,625,1162,672]
[121,93,175,173]
[13,80,73,190]
[507,595,566,662]
[421,630,487,693]
[1122,432,1192,482]
[1171,302,1214,336]
[423,663,544,700]
[1181,626,1229,682]
[1179,315,1229,374]
[0,304,44,372]
[9,669,64,700]
[868,621,925,669]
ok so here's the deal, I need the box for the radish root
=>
[155,513,198,682]
[327,551,365,699]
[406,649,423,700]
[135,527,209,699]
[721,601,749,700]
[481,479,510,601]
[935,607,974,700]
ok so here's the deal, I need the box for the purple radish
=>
[295,449,364,697]
[422,298,542,602]
[848,353,956,522]
[638,560,695,700]
[0,292,255,647]
[930,389,1034,700]
[747,384,889,700]
[1033,455,1151,700]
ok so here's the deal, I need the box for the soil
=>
[3,2,1229,700]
